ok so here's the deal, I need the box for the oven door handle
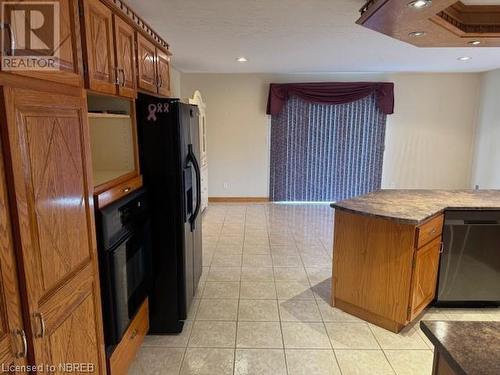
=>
[187,144,201,232]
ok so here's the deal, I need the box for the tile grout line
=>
[265,205,290,375]
[367,323,398,375]
[296,225,346,375]
[232,205,247,374]
[181,205,227,373]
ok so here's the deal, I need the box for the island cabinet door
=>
[137,34,158,94]
[0,137,28,372]
[82,0,117,95]
[114,15,136,99]
[409,237,442,320]
[1,87,106,373]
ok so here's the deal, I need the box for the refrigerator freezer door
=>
[188,106,203,304]
[187,144,201,231]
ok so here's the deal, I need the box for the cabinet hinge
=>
[408,306,412,316]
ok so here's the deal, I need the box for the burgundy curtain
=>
[266,82,394,116]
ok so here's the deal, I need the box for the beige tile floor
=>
[130,203,500,375]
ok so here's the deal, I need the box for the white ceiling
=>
[127,0,500,73]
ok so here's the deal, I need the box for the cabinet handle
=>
[130,329,138,340]
[429,228,436,235]
[120,68,126,87]
[114,67,121,85]
[439,242,444,254]
[158,75,163,88]
[0,22,15,54]
[34,312,46,338]
[14,329,27,358]
[123,187,131,193]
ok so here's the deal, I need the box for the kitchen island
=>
[331,190,500,333]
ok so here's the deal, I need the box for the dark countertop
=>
[331,190,500,224]
[420,321,500,375]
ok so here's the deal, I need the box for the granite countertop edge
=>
[330,190,500,225]
[331,205,500,225]
[330,205,437,225]
[420,321,468,375]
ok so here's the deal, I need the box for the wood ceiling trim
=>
[358,0,500,47]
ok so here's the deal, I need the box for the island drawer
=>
[416,214,444,248]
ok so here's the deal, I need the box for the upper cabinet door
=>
[2,87,106,373]
[82,0,117,95]
[156,49,171,97]
[7,0,84,87]
[0,142,28,372]
[137,33,158,94]
[114,15,136,99]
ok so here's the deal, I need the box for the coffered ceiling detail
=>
[358,0,500,47]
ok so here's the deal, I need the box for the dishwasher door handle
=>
[445,220,500,226]
[463,220,500,225]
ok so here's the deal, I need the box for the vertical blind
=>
[269,95,387,202]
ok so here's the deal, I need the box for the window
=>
[269,95,387,202]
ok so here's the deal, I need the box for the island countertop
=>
[331,189,500,224]
[420,321,500,375]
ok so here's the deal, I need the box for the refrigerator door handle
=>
[187,144,202,232]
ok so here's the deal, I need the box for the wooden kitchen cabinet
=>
[114,15,137,98]
[82,0,117,95]
[137,34,158,94]
[81,0,139,98]
[1,86,106,373]
[0,0,170,373]
[156,49,171,97]
[4,0,84,87]
[0,141,28,371]
[333,210,444,333]
[137,33,172,97]
[409,237,442,320]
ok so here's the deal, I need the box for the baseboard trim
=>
[208,197,270,203]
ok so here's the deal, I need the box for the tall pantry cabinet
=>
[0,86,106,373]
[0,133,27,371]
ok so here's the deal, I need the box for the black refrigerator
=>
[136,94,203,334]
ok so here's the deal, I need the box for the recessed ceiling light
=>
[236,57,248,63]
[457,56,472,61]
[408,0,432,9]
[409,31,426,37]
[469,41,481,46]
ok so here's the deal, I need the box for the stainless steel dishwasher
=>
[436,210,500,307]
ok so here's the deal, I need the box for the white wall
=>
[471,69,500,189]
[383,74,480,189]
[181,73,481,198]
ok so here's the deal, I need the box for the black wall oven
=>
[96,189,152,350]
